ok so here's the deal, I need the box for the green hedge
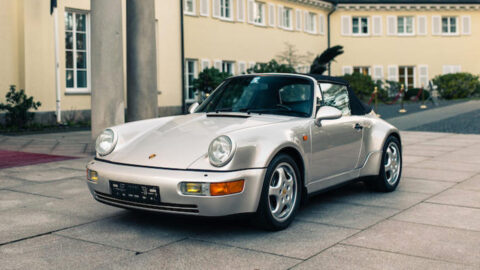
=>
[341,73,375,101]
[432,73,480,100]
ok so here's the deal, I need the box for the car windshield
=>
[196,75,314,117]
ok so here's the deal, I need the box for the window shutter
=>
[304,11,309,32]
[295,9,302,31]
[212,0,220,18]
[442,65,451,75]
[462,15,471,35]
[453,65,461,73]
[418,65,428,88]
[386,16,396,35]
[278,5,284,28]
[214,60,222,71]
[342,66,352,75]
[200,59,210,70]
[238,61,246,74]
[372,15,382,36]
[248,61,255,70]
[268,3,275,26]
[417,16,427,35]
[199,0,209,16]
[341,15,351,36]
[373,65,383,81]
[237,0,245,21]
[230,63,235,75]
[247,0,254,23]
[387,65,398,81]
[318,14,325,35]
[432,15,441,35]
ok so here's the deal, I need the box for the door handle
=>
[354,123,363,130]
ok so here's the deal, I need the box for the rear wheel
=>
[254,154,301,231]
[366,136,402,192]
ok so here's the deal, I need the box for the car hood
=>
[103,113,292,169]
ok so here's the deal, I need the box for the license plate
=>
[109,181,160,205]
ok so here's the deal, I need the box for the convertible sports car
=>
[86,73,402,230]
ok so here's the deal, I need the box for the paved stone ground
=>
[410,109,480,134]
[1,131,480,269]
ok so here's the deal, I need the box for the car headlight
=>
[95,129,117,156]
[208,135,235,167]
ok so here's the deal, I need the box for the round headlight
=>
[95,129,117,156]
[208,135,235,167]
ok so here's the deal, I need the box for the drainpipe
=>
[180,0,186,114]
[327,3,337,76]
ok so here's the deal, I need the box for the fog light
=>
[210,180,244,196]
[87,169,98,182]
[180,182,209,196]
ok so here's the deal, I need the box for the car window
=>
[320,83,351,116]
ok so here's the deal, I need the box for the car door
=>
[310,82,363,182]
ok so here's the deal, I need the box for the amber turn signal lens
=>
[87,169,98,182]
[210,180,244,196]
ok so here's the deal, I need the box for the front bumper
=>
[86,160,267,216]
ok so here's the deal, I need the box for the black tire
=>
[366,136,402,192]
[253,154,302,231]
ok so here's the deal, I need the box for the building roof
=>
[329,0,480,4]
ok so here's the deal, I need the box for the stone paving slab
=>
[9,167,85,182]
[292,244,470,270]
[397,178,455,194]
[402,167,477,182]
[343,219,480,266]
[454,174,480,192]
[409,160,480,173]
[0,190,54,211]
[10,177,89,199]
[427,189,480,209]
[0,234,134,270]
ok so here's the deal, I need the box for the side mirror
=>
[315,106,342,126]
[188,102,199,114]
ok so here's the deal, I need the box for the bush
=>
[432,72,480,100]
[246,59,296,74]
[0,85,41,128]
[341,73,375,101]
[404,88,430,101]
[193,67,230,94]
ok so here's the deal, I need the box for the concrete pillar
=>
[90,0,125,139]
[126,0,158,122]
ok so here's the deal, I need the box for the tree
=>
[246,59,296,74]
[275,42,313,68]
[310,45,344,75]
[192,67,230,94]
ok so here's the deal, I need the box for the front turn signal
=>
[210,180,244,196]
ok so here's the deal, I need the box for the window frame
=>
[253,1,266,26]
[184,0,196,16]
[353,66,371,76]
[398,66,416,89]
[185,59,198,102]
[282,7,293,30]
[65,9,91,94]
[352,16,369,36]
[305,12,317,34]
[222,61,235,75]
[397,16,415,36]
[441,16,458,35]
[219,0,234,21]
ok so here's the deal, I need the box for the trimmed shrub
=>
[0,85,41,128]
[193,67,230,94]
[404,88,430,101]
[246,59,296,74]
[341,73,375,101]
[432,72,480,100]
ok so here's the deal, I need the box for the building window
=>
[281,7,292,29]
[220,0,232,20]
[65,11,89,92]
[185,59,197,101]
[352,16,368,35]
[222,61,235,75]
[253,1,265,25]
[398,16,414,35]
[353,66,370,76]
[305,12,317,33]
[442,16,457,34]
[399,66,415,90]
[184,0,195,15]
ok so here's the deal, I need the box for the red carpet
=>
[0,150,78,169]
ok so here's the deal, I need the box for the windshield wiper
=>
[207,108,232,113]
[245,108,309,117]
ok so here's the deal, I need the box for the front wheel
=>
[254,154,301,231]
[367,136,402,192]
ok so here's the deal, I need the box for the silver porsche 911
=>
[86,73,402,230]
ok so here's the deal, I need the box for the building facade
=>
[0,0,479,123]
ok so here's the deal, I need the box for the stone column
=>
[90,0,125,140]
[126,0,158,122]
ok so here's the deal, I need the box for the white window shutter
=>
[238,61,246,74]
[237,0,245,22]
[295,9,302,31]
[200,59,210,70]
[387,65,398,81]
[462,15,471,35]
[342,66,353,75]
[230,63,235,75]
[268,3,275,26]
[248,61,255,70]
[418,65,428,88]
[278,5,284,28]
[214,60,222,71]
[372,15,382,36]
[247,0,254,24]
[341,15,351,36]
[387,16,396,35]
[432,15,441,35]
[318,14,325,35]
[417,15,427,35]
[454,65,462,73]
[304,11,309,32]
[442,65,451,75]
[373,65,383,81]
[199,0,209,16]
[212,0,220,18]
